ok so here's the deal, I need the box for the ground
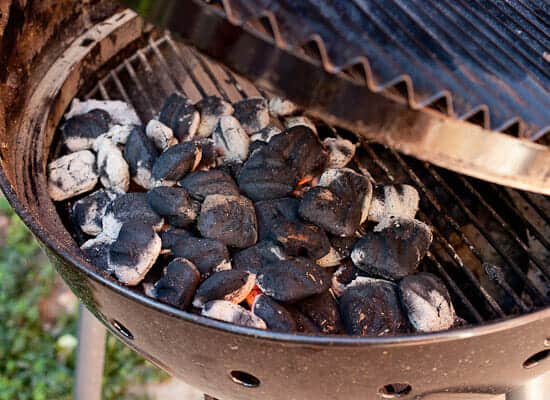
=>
[0,196,202,399]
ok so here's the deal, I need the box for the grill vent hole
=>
[111,319,134,340]
[523,350,550,369]
[378,383,412,398]
[229,371,260,388]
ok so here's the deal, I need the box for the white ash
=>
[316,246,344,268]
[268,96,299,117]
[201,300,267,329]
[65,98,141,126]
[213,115,250,164]
[72,189,117,236]
[323,137,356,169]
[195,96,234,138]
[232,97,270,134]
[146,119,178,151]
[284,116,317,134]
[250,125,282,143]
[104,124,134,145]
[80,233,115,273]
[368,184,420,231]
[94,136,130,193]
[48,150,98,201]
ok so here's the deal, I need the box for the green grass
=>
[0,197,167,399]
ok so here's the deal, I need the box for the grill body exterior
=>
[0,2,549,399]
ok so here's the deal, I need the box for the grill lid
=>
[123,0,550,194]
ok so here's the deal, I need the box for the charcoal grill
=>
[0,1,549,399]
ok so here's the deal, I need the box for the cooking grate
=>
[83,33,550,326]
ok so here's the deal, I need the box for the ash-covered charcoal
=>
[323,137,356,169]
[252,294,297,333]
[94,136,130,193]
[256,257,331,303]
[339,277,409,336]
[351,217,433,280]
[254,198,300,240]
[399,272,456,332]
[232,97,269,134]
[48,150,98,201]
[368,184,420,229]
[331,261,360,297]
[104,124,134,145]
[232,241,285,274]
[284,116,317,134]
[171,236,230,277]
[80,234,114,273]
[151,141,201,186]
[198,194,258,248]
[195,96,234,138]
[297,291,343,334]
[268,96,299,117]
[65,98,141,126]
[146,258,200,309]
[62,109,111,151]
[201,300,267,329]
[250,125,282,143]
[159,228,192,249]
[299,168,372,237]
[124,126,158,189]
[108,220,162,286]
[158,93,200,141]
[194,138,216,170]
[102,192,163,239]
[146,187,199,228]
[193,270,256,308]
[269,220,330,260]
[72,189,117,236]
[146,119,178,151]
[179,170,239,200]
[213,116,250,164]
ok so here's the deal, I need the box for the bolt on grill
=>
[76,33,550,327]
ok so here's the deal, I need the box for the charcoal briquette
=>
[331,261,360,297]
[159,228,192,249]
[213,115,250,163]
[284,116,317,134]
[65,99,140,126]
[104,124,134,145]
[254,198,300,240]
[72,189,117,236]
[268,96,299,117]
[250,125,282,143]
[146,186,199,228]
[198,194,258,248]
[269,220,330,260]
[124,126,159,189]
[80,233,114,273]
[146,119,177,151]
[94,136,130,193]
[351,217,433,280]
[339,277,409,336]
[179,170,239,200]
[232,241,285,274]
[158,93,200,141]
[194,138,217,170]
[323,137,356,169]
[201,300,267,329]
[232,97,269,134]
[151,141,201,186]
[368,184,420,229]
[195,96,234,138]
[62,109,111,151]
[399,272,456,332]
[147,257,200,309]
[48,150,98,201]
[287,306,320,333]
[171,236,230,277]
[193,270,256,308]
[252,294,297,333]
[297,291,343,334]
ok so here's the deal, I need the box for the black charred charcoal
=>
[269,220,330,260]
[254,198,300,240]
[297,291,343,334]
[287,306,320,333]
[147,258,200,309]
[146,119,177,151]
[158,93,200,141]
[80,234,114,274]
[62,109,111,151]
[124,126,159,189]
[171,236,230,277]
[237,147,297,201]
[201,300,266,329]
[213,115,250,163]
[159,228,192,249]
[195,96,234,138]
[179,170,239,200]
[331,261,360,297]
[232,97,269,134]
[152,141,202,185]
[102,192,163,238]
[232,241,285,274]
[329,235,357,260]
[269,125,328,180]
[194,138,217,170]
[299,168,373,237]
[368,184,420,227]
[94,136,130,193]
[248,139,267,154]
[252,294,297,333]
[399,272,456,333]
[323,137,356,169]
[217,159,243,181]
[250,125,282,143]
[268,96,299,117]
[47,150,98,201]
[339,277,409,336]
[146,186,199,228]
[72,189,116,236]
[198,194,258,248]
[351,217,433,281]
[108,221,161,285]
[257,257,331,303]
[193,270,256,308]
